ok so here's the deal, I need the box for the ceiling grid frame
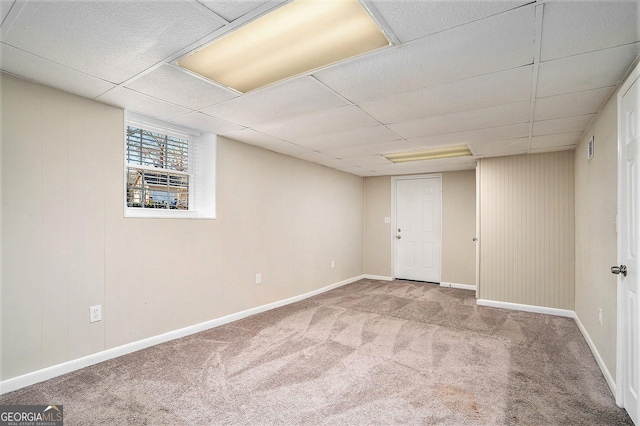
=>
[0,0,637,176]
[528,2,545,153]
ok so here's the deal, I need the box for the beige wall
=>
[574,90,619,377]
[441,170,476,286]
[363,176,392,277]
[363,172,477,284]
[477,152,575,310]
[0,73,364,380]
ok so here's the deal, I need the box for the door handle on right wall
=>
[611,265,627,276]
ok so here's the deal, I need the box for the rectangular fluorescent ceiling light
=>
[178,0,391,93]
[383,146,473,163]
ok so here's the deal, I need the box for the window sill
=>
[124,208,215,220]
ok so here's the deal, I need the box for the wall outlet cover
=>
[90,305,102,323]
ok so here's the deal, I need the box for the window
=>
[126,126,190,210]
[124,112,217,219]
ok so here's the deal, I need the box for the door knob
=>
[611,265,627,277]
[396,235,401,239]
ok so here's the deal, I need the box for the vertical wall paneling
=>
[1,74,367,382]
[41,87,70,367]
[66,96,87,360]
[441,171,476,286]
[574,89,619,378]
[103,107,123,350]
[1,75,44,377]
[82,101,106,354]
[478,152,575,310]
[363,177,392,277]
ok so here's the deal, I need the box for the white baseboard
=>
[476,299,575,318]
[0,275,366,395]
[574,314,616,395]
[440,282,476,291]
[362,274,394,281]
[476,299,617,399]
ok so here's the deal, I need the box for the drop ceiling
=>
[1,0,639,177]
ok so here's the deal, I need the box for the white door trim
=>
[475,163,481,298]
[616,59,640,410]
[391,174,442,280]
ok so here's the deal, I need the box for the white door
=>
[394,176,442,282]
[618,71,639,425]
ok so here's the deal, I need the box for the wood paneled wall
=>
[477,152,575,309]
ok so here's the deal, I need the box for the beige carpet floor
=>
[0,279,633,425]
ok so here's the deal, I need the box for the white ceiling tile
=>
[370,0,530,43]
[534,87,613,121]
[314,6,534,103]
[321,140,417,159]
[409,5,535,89]
[531,132,582,150]
[537,43,640,97]
[333,165,377,177]
[268,145,315,157]
[222,129,309,156]
[197,0,271,22]
[533,114,595,137]
[0,43,115,99]
[342,155,393,167]
[408,123,530,149]
[219,128,280,145]
[312,46,422,104]
[291,151,338,164]
[2,1,224,84]
[360,66,533,124]
[295,126,399,151]
[478,150,529,160]
[125,65,237,110]
[530,145,576,154]
[254,105,380,141]
[97,87,190,120]
[470,137,530,156]
[540,1,640,62]
[201,77,349,127]
[314,158,353,169]
[3,0,634,175]
[388,101,531,139]
[1,0,15,26]
[170,112,243,135]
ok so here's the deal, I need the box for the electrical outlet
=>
[256,273,262,284]
[598,308,603,325]
[90,305,102,323]
[331,260,335,269]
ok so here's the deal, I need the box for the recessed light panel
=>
[178,0,391,93]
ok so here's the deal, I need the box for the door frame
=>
[475,163,481,297]
[391,173,442,280]
[615,59,640,409]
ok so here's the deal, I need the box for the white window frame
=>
[124,112,217,219]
